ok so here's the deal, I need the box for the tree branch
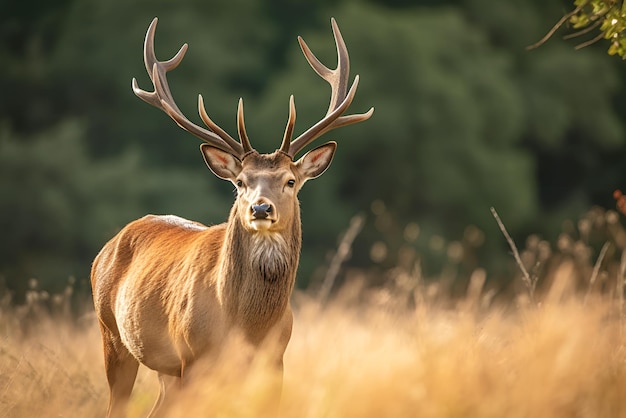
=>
[575,31,607,50]
[563,19,602,40]
[527,2,588,51]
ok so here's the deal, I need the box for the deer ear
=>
[200,144,242,181]
[296,141,337,180]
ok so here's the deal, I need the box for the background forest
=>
[1,0,625,301]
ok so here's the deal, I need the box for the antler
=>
[279,18,374,159]
[132,18,253,158]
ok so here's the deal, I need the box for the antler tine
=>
[237,98,253,155]
[279,95,297,154]
[285,18,374,159]
[196,95,245,155]
[313,102,374,139]
[299,18,349,114]
[140,18,187,114]
[131,17,247,157]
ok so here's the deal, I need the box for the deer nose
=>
[251,203,272,220]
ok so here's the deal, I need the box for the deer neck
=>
[218,205,301,342]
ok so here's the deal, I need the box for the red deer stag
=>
[91,17,372,417]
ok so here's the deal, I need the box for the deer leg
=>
[101,328,139,418]
[146,373,179,418]
[275,358,285,404]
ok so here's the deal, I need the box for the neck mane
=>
[218,206,301,343]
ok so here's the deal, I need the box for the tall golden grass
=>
[2,206,626,417]
[1,286,626,418]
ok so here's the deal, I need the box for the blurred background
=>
[1,0,624,302]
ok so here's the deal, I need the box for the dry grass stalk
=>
[619,249,626,328]
[317,214,365,303]
[585,241,610,304]
[490,207,537,303]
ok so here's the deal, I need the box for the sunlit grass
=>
[2,206,626,417]
[1,283,626,418]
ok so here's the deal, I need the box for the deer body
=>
[92,17,372,418]
[93,211,297,376]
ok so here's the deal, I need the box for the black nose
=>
[251,203,272,219]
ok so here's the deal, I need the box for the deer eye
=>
[236,179,244,188]
[286,179,296,188]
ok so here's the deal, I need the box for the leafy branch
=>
[529,0,626,58]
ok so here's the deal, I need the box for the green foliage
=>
[0,121,230,297]
[47,0,277,164]
[544,0,626,58]
[1,0,625,297]
[256,1,624,276]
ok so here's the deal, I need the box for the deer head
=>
[131,17,373,236]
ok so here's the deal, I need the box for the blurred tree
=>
[49,0,278,164]
[1,0,625,296]
[0,0,73,133]
[256,3,533,277]
[0,121,231,298]
[255,0,624,282]
[464,0,625,233]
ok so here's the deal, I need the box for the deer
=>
[91,17,373,418]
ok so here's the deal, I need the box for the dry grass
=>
[2,206,626,417]
[1,282,626,418]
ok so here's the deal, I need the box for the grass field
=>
[2,207,626,417]
[1,280,626,418]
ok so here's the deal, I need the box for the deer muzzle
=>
[251,203,272,219]
[249,202,275,231]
